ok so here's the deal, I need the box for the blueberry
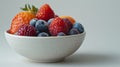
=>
[36,31,40,35]
[73,22,84,33]
[35,20,48,32]
[38,32,49,37]
[47,18,54,25]
[69,28,80,35]
[57,32,66,36]
[30,18,38,27]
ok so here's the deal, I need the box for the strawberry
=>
[49,17,69,36]
[36,4,55,21]
[9,4,38,34]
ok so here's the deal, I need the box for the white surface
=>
[0,0,120,67]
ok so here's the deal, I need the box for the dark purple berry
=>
[63,18,73,31]
[17,24,37,36]
[69,28,80,35]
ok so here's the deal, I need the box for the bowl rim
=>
[5,30,86,39]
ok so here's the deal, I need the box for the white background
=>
[0,0,120,67]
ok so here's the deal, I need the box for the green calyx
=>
[21,4,38,14]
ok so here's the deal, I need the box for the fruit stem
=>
[21,4,38,15]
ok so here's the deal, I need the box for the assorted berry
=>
[57,32,66,36]
[73,22,84,33]
[69,28,80,35]
[9,4,85,37]
[49,17,69,36]
[36,4,55,21]
[30,18,38,27]
[9,4,37,34]
[60,16,76,24]
[62,18,73,30]
[38,32,49,37]
[35,20,48,32]
[47,18,54,25]
[17,24,37,36]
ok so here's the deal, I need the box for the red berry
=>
[36,4,55,21]
[63,18,73,31]
[49,17,69,36]
[17,24,37,36]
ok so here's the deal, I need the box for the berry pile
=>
[9,4,84,37]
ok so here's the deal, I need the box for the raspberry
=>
[63,18,73,31]
[49,17,69,36]
[17,24,37,36]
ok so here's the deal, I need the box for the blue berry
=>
[73,22,84,33]
[57,32,66,36]
[69,28,80,35]
[38,32,49,37]
[35,20,48,32]
[30,18,38,27]
[47,18,54,25]
[36,31,40,35]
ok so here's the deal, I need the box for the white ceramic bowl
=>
[5,31,86,62]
